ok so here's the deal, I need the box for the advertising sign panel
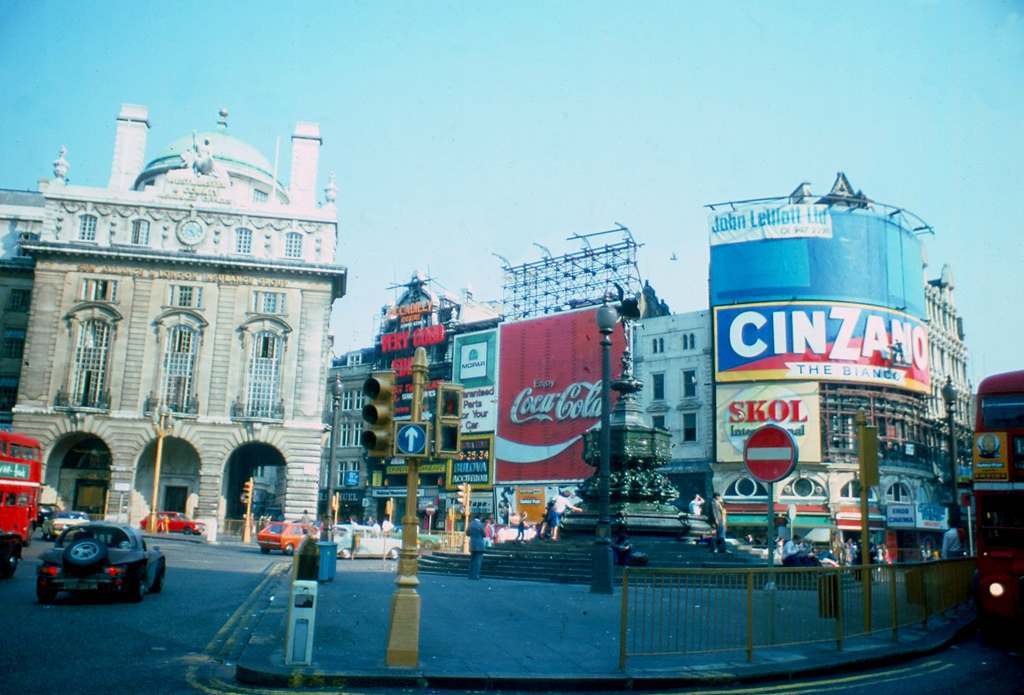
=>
[972,432,1009,481]
[453,329,498,433]
[716,382,821,463]
[447,433,494,489]
[708,204,832,246]
[496,308,624,482]
[915,503,949,531]
[886,503,916,529]
[714,301,929,393]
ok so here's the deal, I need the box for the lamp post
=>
[147,404,173,533]
[940,376,958,506]
[325,375,343,541]
[591,300,618,594]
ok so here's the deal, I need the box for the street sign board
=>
[394,421,429,458]
[743,424,798,483]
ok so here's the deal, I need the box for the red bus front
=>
[0,432,43,545]
[972,370,1024,625]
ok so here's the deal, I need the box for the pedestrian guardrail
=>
[618,558,975,669]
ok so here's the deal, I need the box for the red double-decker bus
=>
[0,431,43,545]
[972,369,1024,628]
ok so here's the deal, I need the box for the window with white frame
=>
[885,482,912,503]
[253,290,286,314]
[79,215,97,241]
[252,188,269,203]
[682,369,697,398]
[652,373,665,400]
[341,388,361,411]
[840,480,878,500]
[81,278,117,302]
[652,337,664,354]
[681,412,697,442]
[340,460,360,487]
[162,326,198,412]
[726,476,767,499]
[346,352,363,366]
[284,232,303,259]
[168,285,203,309]
[339,422,362,447]
[235,227,253,254]
[246,332,282,418]
[130,219,149,245]
[71,320,111,407]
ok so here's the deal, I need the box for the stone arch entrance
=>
[223,442,287,522]
[44,434,112,517]
[133,437,202,521]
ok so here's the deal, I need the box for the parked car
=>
[0,532,21,578]
[34,503,59,532]
[332,524,402,560]
[36,523,165,603]
[42,511,90,541]
[256,522,318,555]
[139,511,206,536]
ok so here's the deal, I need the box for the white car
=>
[332,524,402,560]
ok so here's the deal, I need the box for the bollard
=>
[285,538,320,665]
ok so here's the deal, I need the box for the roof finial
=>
[217,107,228,131]
[53,145,70,183]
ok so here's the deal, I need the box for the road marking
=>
[185,561,289,694]
[690,660,949,694]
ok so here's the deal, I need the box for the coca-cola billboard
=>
[496,308,625,482]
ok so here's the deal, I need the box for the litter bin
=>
[317,542,337,582]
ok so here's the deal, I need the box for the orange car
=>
[256,522,318,555]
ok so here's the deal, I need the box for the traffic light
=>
[435,383,464,458]
[458,482,472,510]
[361,371,395,457]
[241,478,254,505]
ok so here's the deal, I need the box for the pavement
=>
[234,558,976,691]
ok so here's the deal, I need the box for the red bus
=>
[972,369,1024,627]
[0,432,43,545]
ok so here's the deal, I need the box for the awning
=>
[727,513,831,527]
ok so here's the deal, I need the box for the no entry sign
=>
[743,424,798,483]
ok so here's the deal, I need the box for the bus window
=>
[981,395,1024,429]
[3,493,15,506]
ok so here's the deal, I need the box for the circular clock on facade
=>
[177,220,206,246]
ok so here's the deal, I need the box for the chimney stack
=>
[108,104,150,191]
[288,121,321,208]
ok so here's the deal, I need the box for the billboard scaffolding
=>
[499,225,642,321]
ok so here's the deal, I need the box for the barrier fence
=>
[618,558,975,669]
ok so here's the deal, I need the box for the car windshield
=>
[265,523,285,534]
[59,526,133,549]
[55,511,88,519]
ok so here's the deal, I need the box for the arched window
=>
[284,232,303,259]
[71,320,110,407]
[725,476,767,499]
[791,478,816,498]
[131,219,149,246]
[246,332,282,418]
[79,215,98,242]
[236,227,253,255]
[162,326,198,413]
[840,480,878,501]
[885,482,912,503]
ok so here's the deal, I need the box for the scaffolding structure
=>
[499,225,642,321]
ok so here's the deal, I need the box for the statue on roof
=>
[175,131,229,181]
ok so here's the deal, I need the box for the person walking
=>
[467,516,486,580]
[711,493,730,553]
[515,511,527,542]
[550,490,582,541]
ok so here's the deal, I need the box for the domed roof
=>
[137,130,276,183]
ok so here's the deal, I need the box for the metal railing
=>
[619,558,974,669]
[221,518,255,540]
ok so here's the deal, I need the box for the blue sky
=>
[0,1,1020,382]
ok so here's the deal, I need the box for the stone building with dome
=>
[0,103,346,535]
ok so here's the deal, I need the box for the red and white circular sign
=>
[743,424,798,483]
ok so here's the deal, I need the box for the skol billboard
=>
[714,301,929,393]
[495,308,624,482]
[710,206,926,319]
[716,382,822,463]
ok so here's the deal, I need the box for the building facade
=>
[7,104,345,533]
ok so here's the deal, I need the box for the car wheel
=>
[36,583,57,604]
[150,562,165,594]
[125,574,145,603]
[285,544,295,556]
[0,553,17,579]
[63,536,108,574]
[387,548,400,560]
[260,546,270,554]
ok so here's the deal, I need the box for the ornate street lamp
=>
[147,404,173,533]
[325,374,343,539]
[940,377,958,505]
[591,299,619,594]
